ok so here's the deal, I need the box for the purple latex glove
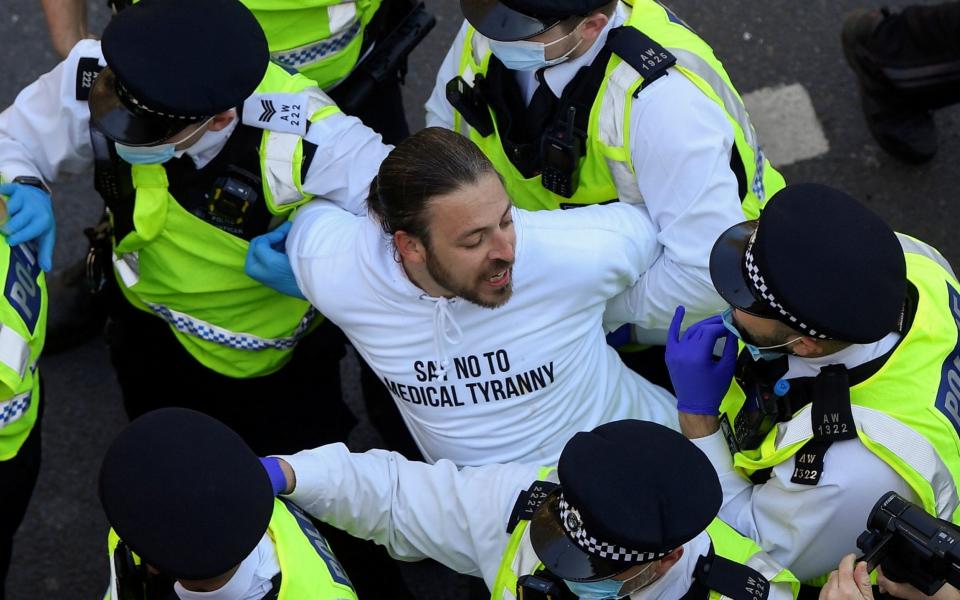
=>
[259,457,288,496]
[665,306,738,415]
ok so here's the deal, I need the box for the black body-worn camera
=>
[856,491,960,596]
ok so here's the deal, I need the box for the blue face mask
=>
[487,22,585,72]
[114,117,213,165]
[564,578,626,599]
[720,308,801,362]
[115,142,177,165]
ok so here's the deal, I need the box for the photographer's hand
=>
[879,568,960,600]
[820,554,873,600]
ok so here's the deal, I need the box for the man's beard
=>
[425,251,513,309]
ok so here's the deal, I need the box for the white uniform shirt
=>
[0,40,389,215]
[288,200,678,466]
[283,443,794,600]
[691,333,919,582]
[425,4,745,340]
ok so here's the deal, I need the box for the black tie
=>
[521,69,558,142]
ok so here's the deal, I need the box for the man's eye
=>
[464,236,482,248]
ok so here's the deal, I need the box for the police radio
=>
[857,491,960,596]
[540,106,583,199]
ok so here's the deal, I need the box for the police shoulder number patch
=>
[75,57,104,102]
[242,93,309,136]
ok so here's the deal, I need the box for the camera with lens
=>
[856,491,960,596]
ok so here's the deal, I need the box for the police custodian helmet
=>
[98,408,274,580]
[709,183,907,343]
[88,0,269,146]
[460,0,613,41]
[529,420,722,582]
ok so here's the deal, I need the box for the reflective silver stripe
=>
[598,62,646,205]
[746,551,786,581]
[263,88,338,207]
[271,13,362,69]
[669,47,759,153]
[145,302,317,352]
[113,251,140,287]
[897,233,958,280]
[775,404,960,518]
[669,47,769,203]
[0,390,32,428]
[0,325,30,379]
[597,42,767,203]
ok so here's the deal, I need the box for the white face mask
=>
[487,20,586,71]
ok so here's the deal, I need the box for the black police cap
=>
[529,420,721,582]
[90,0,269,145]
[98,408,274,580]
[710,184,907,343]
[461,0,612,41]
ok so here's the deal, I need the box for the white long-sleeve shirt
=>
[283,443,794,600]
[425,4,745,341]
[0,40,389,215]
[288,199,678,466]
[691,334,918,582]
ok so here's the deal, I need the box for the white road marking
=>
[743,82,830,167]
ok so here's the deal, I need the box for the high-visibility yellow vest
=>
[489,469,798,599]
[452,0,785,216]
[128,0,383,90]
[0,233,46,461]
[243,0,384,90]
[111,63,341,378]
[105,498,358,599]
[718,235,960,583]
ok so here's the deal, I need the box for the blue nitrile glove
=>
[259,457,288,496]
[245,221,305,299]
[665,305,739,415]
[0,182,55,271]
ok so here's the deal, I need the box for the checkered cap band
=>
[557,494,668,563]
[743,232,829,340]
[116,79,206,122]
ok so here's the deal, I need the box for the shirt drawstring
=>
[424,295,464,376]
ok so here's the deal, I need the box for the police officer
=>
[842,3,960,164]
[664,184,960,588]
[264,419,799,599]
[0,196,47,599]
[37,0,429,358]
[0,2,413,595]
[40,0,421,144]
[0,0,390,454]
[426,0,786,348]
[99,407,357,600]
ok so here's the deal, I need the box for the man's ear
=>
[655,547,684,577]
[580,12,609,44]
[790,336,823,358]
[394,230,427,265]
[207,110,236,132]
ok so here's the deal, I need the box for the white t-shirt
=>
[288,200,678,466]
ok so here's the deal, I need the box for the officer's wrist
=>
[278,458,296,495]
[678,413,720,439]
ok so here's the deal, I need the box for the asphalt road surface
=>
[1,0,958,598]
